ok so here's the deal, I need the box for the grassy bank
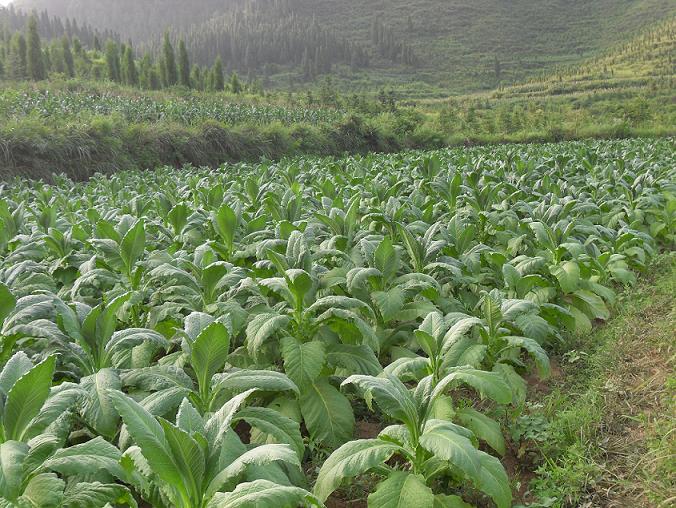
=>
[516,255,675,507]
[0,113,434,181]
[1,64,674,181]
[1,98,673,181]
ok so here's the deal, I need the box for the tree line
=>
[147,0,373,83]
[2,0,419,90]
[0,5,117,48]
[0,13,255,94]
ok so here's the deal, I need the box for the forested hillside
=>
[11,0,675,93]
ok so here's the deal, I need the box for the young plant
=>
[314,372,512,507]
[109,390,320,508]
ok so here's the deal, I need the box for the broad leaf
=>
[4,356,55,441]
[191,321,230,397]
[368,471,434,508]
[314,438,401,502]
[300,379,354,447]
[208,479,319,508]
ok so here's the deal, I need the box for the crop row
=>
[0,138,673,507]
[0,89,345,126]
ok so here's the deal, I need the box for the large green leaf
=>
[372,287,405,323]
[454,408,505,456]
[374,237,399,282]
[504,336,551,378]
[80,368,121,440]
[62,481,137,508]
[43,436,124,478]
[213,203,237,253]
[176,398,206,436]
[572,289,610,321]
[0,351,33,396]
[475,451,512,508]
[246,313,291,359]
[430,368,512,405]
[120,219,145,272]
[281,337,325,388]
[419,420,481,479]
[208,479,320,508]
[205,389,257,449]
[191,321,231,397]
[205,444,299,498]
[108,390,184,490]
[214,370,298,400]
[433,494,473,507]
[233,406,304,459]
[326,344,382,376]
[0,440,28,500]
[0,283,15,328]
[20,473,65,508]
[368,471,434,508]
[3,355,55,441]
[159,418,205,506]
[313,438,401,502]
[300,378,354,447]
[550,261,580,293]
[441,317,483,355]
[342,374,418,429]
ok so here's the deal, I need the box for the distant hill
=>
[486,17,675,102]
[11,0,676,94]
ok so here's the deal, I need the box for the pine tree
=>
[139,54,152,89]
[72,38,82,56]
[26,14,46,80]
[8,33,27,80]
[178,39,190,87]
[212,56,224,91]
[161,32,177,87]
[105,40,121,82]
[190,64,203,90]
[230,71,242,93]
[122,46,138,86]
[62,36,74,77]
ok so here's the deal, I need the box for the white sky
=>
[0,0,14,6]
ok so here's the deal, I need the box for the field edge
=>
[519,254,676,507]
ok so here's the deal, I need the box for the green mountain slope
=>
[10,0,676,94]
[295,0,675,92]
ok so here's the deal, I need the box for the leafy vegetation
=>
[0,87,344,126]
[0,138,673,506]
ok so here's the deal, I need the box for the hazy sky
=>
[0,0,13,6]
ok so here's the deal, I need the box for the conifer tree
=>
[178,39,190,87]
[139,53,152,89]
[105,39,120,82]
[61,36,74,77]
[190,64,203,90]
[161,32,177,86]
[8,33,27,80]
[122,45,138,86]
[230,71,242,94]
[26,14,46,80]
[212,55,224,91]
